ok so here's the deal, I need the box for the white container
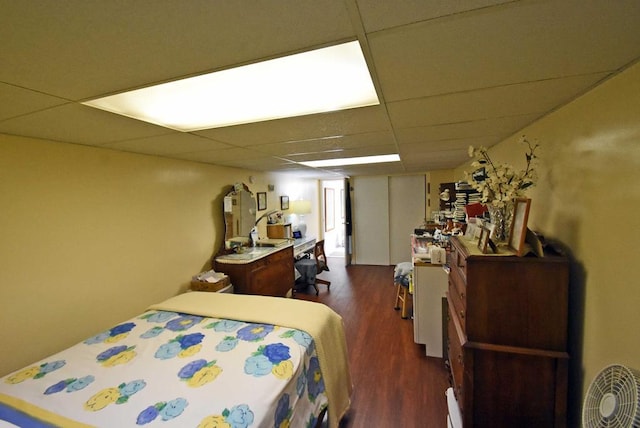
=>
[412,262,448,357]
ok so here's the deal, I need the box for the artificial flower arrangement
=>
[465,135,539,241]
[465,135,539,209]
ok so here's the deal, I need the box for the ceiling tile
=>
[369,0,640,102]
[251,130,395,156]
[284,144,398,162]
[173,147,274,164]
[387,73,610,128]
[0,83,68,121]
[401,148,471,171]
[194,106,390,147]
[0,103,168,145]
[102,133,232,156]
[399,135,501,155]
[1,1,639,177]
[322,161,406,176]
[0,1,355,100]
[356,0,513,33]
[395,114,540,145]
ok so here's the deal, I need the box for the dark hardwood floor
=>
[295,257,450,428]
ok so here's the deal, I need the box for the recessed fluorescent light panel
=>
[83,41,380,131]
[300,154,400,168]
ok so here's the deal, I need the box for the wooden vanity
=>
[215,183,298,298]
[214,245,294,297]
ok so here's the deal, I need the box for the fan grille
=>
[582,364,640,428]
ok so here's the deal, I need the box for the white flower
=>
[464,136,539,209]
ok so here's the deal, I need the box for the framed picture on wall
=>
[509,198,531,256]
[280,195,289,210]
[257,192,267,211]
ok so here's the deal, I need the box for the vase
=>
[488,205,508,242]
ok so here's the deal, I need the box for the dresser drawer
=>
[447,304,465,413]
[448,279,467,333]
[449,238,468,282]
[266,246,292,263]
[448,263,466,306]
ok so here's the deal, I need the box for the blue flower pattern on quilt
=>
[139,311,179,323]
[136,397,189,425]
[96,345,137,367]
[237,323,274,341]
[178,359,223,388]
[4,360,65,384]
[84,322,136,345]
[306,357,325,402]
[154,332,205,359]
[1,310,328,427]
[198,403,255,428]
[84,379,146,411]
[165,315,204,332]
[274,394,292,427]
[44,375,95,394]
[205,319,243,332]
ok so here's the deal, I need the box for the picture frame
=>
[257,192,267,211]
[508,198,531,256]
[464,222,477,240]
[477,226,491,254]
[280,195,289,210]
[473,219,484,239]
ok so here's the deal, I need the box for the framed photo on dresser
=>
[478,226,491,254]
[509,198,531,256]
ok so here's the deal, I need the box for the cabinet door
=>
[413,264,448,357]
[249,248,294,297]
[248,263,274,296]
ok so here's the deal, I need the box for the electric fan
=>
[582,364,640,428]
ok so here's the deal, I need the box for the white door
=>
[389,175,426,264]
[353,176,389,265]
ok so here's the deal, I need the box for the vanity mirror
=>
[222,183,256,251]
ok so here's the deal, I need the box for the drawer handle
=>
[457,354,463,364]
[459,310,465,319]
[460,292,465,299]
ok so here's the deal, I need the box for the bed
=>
[0,292,352,428]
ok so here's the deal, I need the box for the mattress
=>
[0,292,352,428]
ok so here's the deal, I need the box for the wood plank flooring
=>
[295,258,450,428]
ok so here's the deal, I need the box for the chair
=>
[313,240,331,292]
[394,262,413,319]
[294,257,318,295]
[394,281,411,319]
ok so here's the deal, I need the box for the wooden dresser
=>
[214,245,294,297]
[447,236,569,427]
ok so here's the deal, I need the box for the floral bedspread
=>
[0,309,327,427]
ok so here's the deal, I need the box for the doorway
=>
[321,179,345,259]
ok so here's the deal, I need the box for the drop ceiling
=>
[2,0,639,179]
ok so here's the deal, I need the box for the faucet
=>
[254,210,278,227]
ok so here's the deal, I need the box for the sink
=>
[256,239,289,247]
[220,248,271,261]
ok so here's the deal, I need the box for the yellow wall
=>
[0,135,315,376]
[455,61,640,421]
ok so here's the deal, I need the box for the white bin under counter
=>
[412,259,448,358]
